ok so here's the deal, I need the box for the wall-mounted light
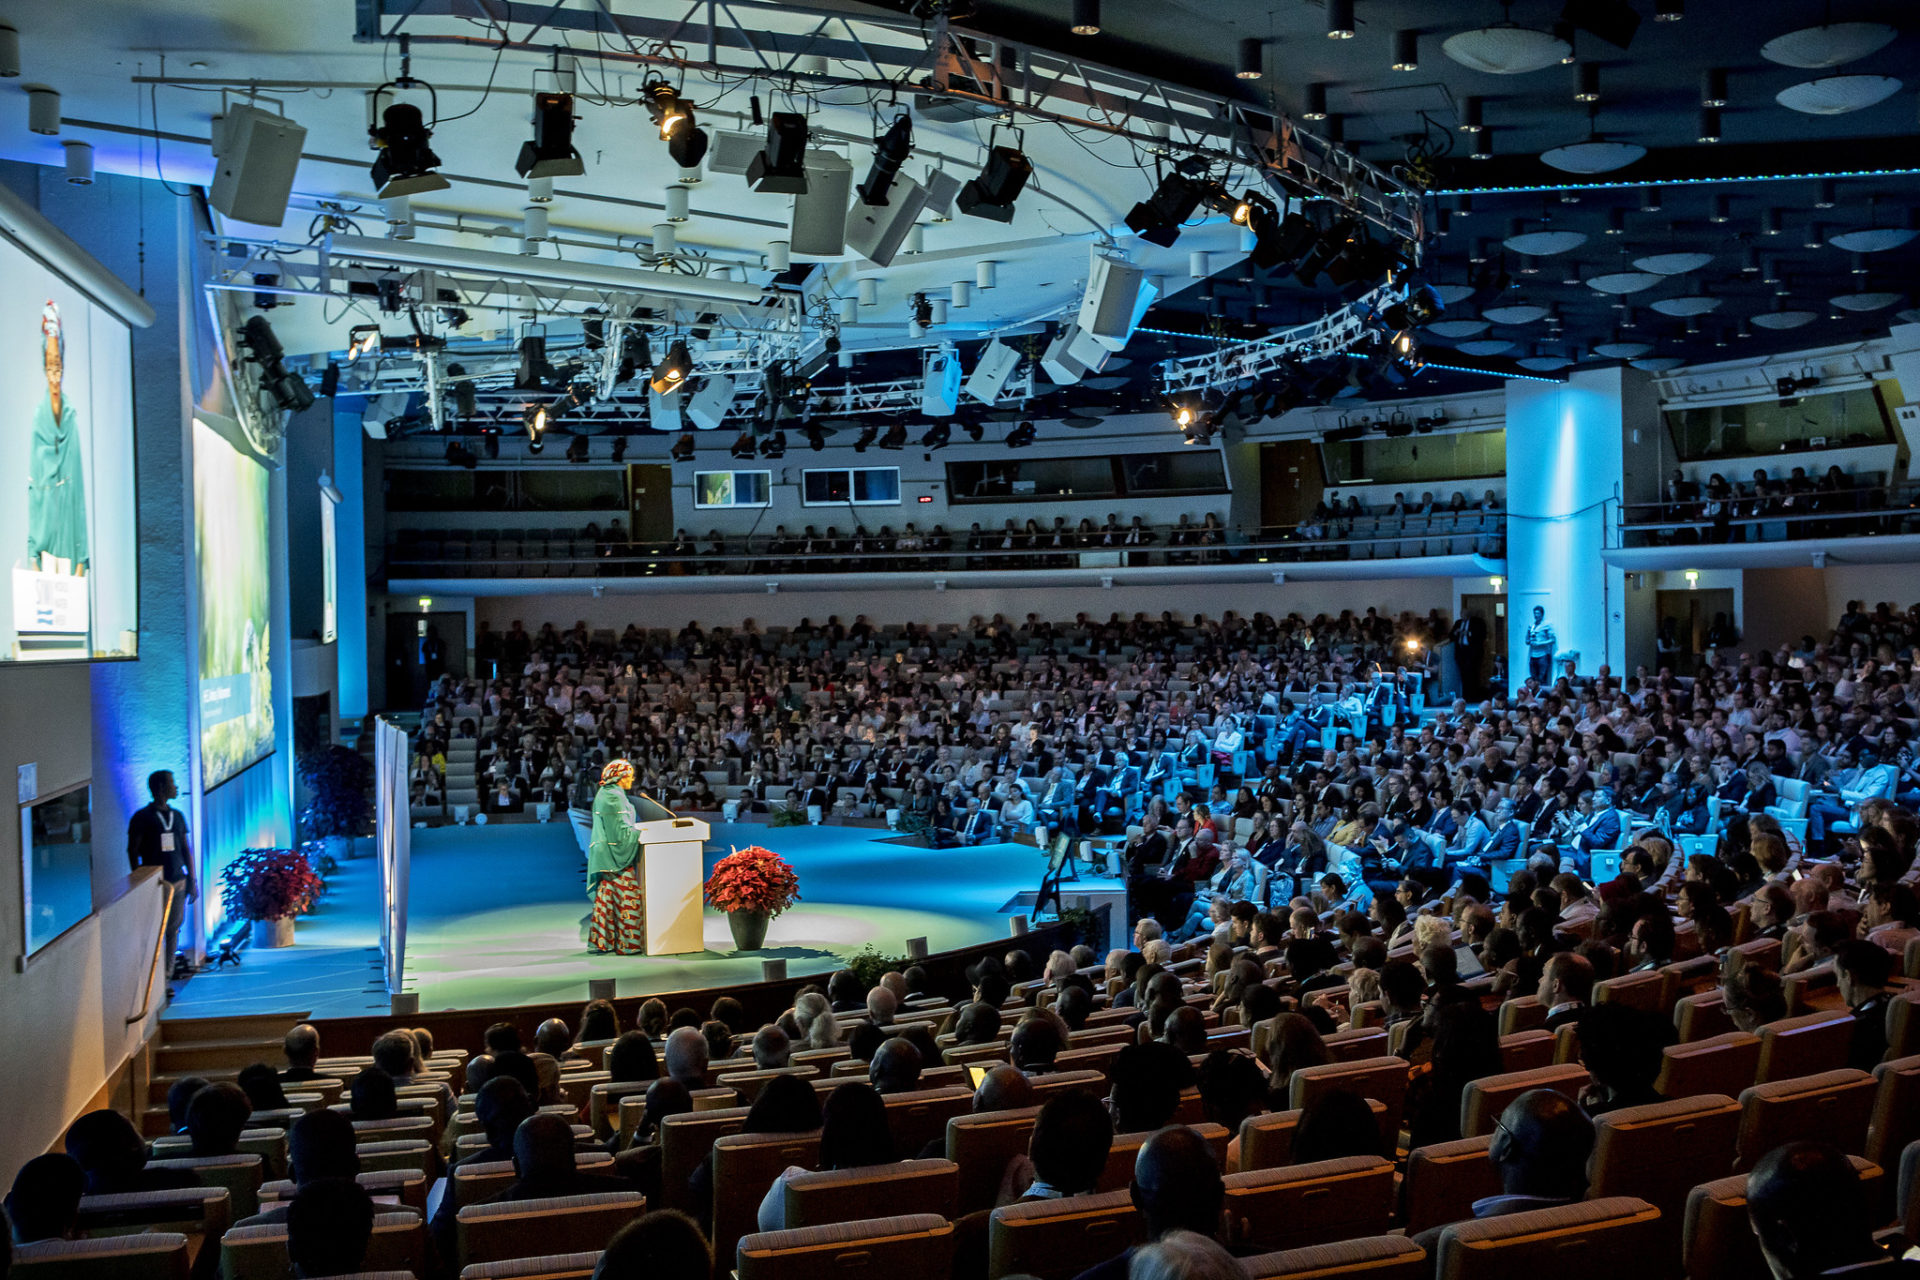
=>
[1684,569,1699,588]
[418,596,433,611]
[1489,576,1503,591]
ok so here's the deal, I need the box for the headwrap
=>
[41,301,61,362]
[600,759,635,788]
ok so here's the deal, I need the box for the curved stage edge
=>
[165,821,1058,1020]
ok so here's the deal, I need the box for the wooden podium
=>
[630,793,708,956]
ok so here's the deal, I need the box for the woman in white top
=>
[1000,784,1035,830]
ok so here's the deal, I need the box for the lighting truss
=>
[1155,281,1409,394]
[344,0,1419,250]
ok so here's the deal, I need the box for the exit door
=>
[630,464,673,544]
[1656,588,1737,658]
[1260,441,1324,531]
[1458,593,1509,693]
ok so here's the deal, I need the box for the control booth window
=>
[693,470,771,509]
[802,467,901,506]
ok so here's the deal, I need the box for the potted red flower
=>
[703,844,801,951]
[219,847,326,948]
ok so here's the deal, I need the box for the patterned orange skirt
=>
[589,865,646,955]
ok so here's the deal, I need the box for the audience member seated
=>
[186,1082,253,1157]
[286,1177,375,1280]
[757,1082,894,1231]
[1072,1125,1226,1280]
[1411,1089,1595,1257]
[1747,1141,1915,1280]
[64,1110,199,1196]
[281,1024,322,1083]
[594,1209,711,1280]
[5,1154,84,1244]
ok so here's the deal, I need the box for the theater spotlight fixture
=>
[644,78,709,168]
[524,403,550,447]
[1005,419,1036,448]
[345,324,381,362]
[1127,160,1209,247]
[957,128,1032,223]
[514,333,560,390]
[729,430,758,460]
[746,111,811,194]
[857,113,914,206]
[760,430,787,459]
[669,431,696,462]
[566,433,590,464]
[611,436,628,462]
[911,293,934,327]
[853,423,879,452]
[649,339,693,394]
[879,420,908,451]
[515,90,585,179]
[961,421,985,442]
[920,420,952,449]
[368,97,450,198]
[238,315,316,412]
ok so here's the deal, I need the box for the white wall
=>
[469,577,1459,636]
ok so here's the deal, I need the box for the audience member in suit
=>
[186,1082,253,1158]
[281,1024,323,1083]
[64,1110,199,1196]
[1069,1125,1225,1280]
[1411,1090,1595,1259]
[1576,1003,1668,1115]
[237,1108,362,1227]
[1747,1142,1919,1280]
[483,1114,633,1205]
[594,1209,711,1280]
[286,1177,375,1280]
[5,1153,84,1243]
[1538,952,1595,1032]
[1835,941,1894,1071]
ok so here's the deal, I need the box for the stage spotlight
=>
[802,419,827,451]
[368,100,450,198]
[760,430,786,458]
[649,339,693,394]
[961,420,985,442]
[857,113,914,206]
[879,420,908,451]
[566,433,590,464]
[1126,162,1207,247]
[345,324,381,362]
[853,423,879,452]
[481,430,500,460]
[525,403,550,448]
[445,440,477,468]
[516,90,585,179]
[239,315,284,364]
[957,140,1032,223]
[515,334,559,390]
[644,78,710,169]
[611,436,628,462]
[1293,219,1356,285]
[1380,283,1445,330]
[1167,395,1205,430]
[730,430,758,460]
[450,379,476,418]
[319,363,341,398]
[911,293,934,327]
[669,431,696,462]
[617,328,653,385]
[265,367,316,413]
[746,112,811,194]
[1005,419,1036,448]
[920,420,952,449]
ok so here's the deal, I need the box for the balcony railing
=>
[387,511,1505,580]
[1613,482,1920,548]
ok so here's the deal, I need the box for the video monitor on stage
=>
[194,417,275,790]
[0,232,140,662]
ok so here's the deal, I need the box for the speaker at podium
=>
[628,792,709,956]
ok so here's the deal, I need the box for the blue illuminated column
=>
[1503,366,1658,693]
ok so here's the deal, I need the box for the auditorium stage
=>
[164,822,1049,1020]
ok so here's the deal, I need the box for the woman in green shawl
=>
[28,302,88,574]
[588,758,646,954]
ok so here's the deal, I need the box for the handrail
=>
[1612,485,1919,546]
[388,518,1507,577]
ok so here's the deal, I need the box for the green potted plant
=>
[702,844,801,951]
[298,745,375,858]
[220,847,325,948]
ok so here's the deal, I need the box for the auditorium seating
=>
[987,1189,1144,1280]
[1220,1156,1396,1253]
[220,1210,428,1280]
[737,1214,957,1280]
[10,1234,191,1280]
[1459,1065,1590,1139]
[455,1191,646,1268]
[1432,1197,1664,1280]
[1683,1157,1883,1280]
[780,1159,960,1228]
[1241,1236,1429,1280]
[1734,1068,1877,1168]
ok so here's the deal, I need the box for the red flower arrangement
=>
[219,847,326,922]
[703,845,801,917]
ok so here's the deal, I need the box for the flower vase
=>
[727,909,771,952]
[252,916,295,949]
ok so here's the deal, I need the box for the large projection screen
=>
[0,226,140,662]
[194,418,275,790]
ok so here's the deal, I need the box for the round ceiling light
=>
[1827,226,1920,253]
[1504,229,1589,255]
[1630,355,1685,371]
[1426,318,1492,338]
[1539,139,1648,173]
[1593,337,1654,359]
[1750,309,1818,329]
[1517,351,1571,372]
[1649,294,1723,317]
[1776,75,1903,115]
[1481,302,1552,325]
[1588,271,1662,294]
[1760,21,1897,69]
[1457,338,1517,356]
[1432,283,1478,304]
[1442,25,1571,75]
[1829,291,1902,312]
[1632,252,1714,275]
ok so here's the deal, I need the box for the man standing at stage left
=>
[587,760,646,955]
[127,769,194,985]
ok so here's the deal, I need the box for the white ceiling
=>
[0,0,1256,364]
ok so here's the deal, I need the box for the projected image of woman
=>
[28,302,88,576]
[587,758,647,955]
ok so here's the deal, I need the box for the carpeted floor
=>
[166,821,1048,1018]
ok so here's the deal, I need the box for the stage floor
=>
[165,822,1048,1019]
